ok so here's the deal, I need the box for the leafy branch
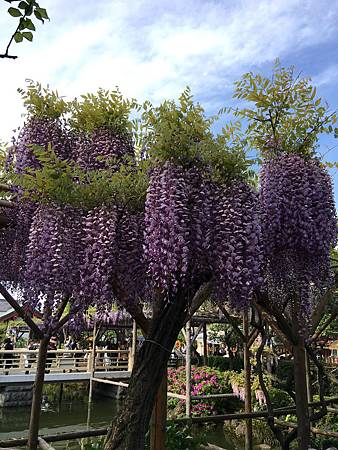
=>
[0,0,49,59]
[232,59,338,158]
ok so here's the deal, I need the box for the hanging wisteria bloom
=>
[144,160,262,308]
[0,113,71,288]
[211,180,262,310]
[260,153,337,321]
[80,205,119,307]
[11,115,70,173]
[144,162,192,295]
[0,201,35,284]
[73,127,133,171]
[22,204,84,323]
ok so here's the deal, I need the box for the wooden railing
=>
[0,348,130,375]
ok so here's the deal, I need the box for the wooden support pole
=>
[203,322,208,366]
[243,311,253,450]
[150,371,168,450]
[27,337,50,450]
[305,350,313,417]
[88,321,97,404]
[130,320,137,370]
[185,319,191,418]
[87,321,97,429]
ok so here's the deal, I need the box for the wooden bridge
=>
[0,348,131,385]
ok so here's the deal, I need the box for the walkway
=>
[0,349,131,385]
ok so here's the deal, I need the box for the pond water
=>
[0,394,237,449]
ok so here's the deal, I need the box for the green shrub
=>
[275,360,294,387]
[207,355,243,372]
[145,423,207,450]
[311,412,338,450]
[265,387,293,409]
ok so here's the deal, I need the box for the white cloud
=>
[0,0,338,141]
[312,64,338,87]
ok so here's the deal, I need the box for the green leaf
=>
[14,32,23,43]
[23,18,36,31]
[34,10,42,21]
[22,31,33,41]
[35,7,49,19]
[8,7,22,17]
[18,1,28,10]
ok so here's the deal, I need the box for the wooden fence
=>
[0,348,130,375]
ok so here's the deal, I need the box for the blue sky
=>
[1,0,338,198]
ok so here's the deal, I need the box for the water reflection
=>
[0,396,234,449]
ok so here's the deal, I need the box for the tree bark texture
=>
[292,306,310,450]
[27,336,50,450]
[104,291,188,450]
[150,373,167,450]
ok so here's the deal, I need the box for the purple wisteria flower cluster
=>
[0,200,35,283]
[260,153,337,320]
[23,204,84,316]
[144,163,191,295]
[0,107,136,326]
[0,114,69,287]
[80,206,145,309]
[144,161,262,309]
[211,181,262,310]
[11,115,69,173]
[80,206,119,306]
[72,128,133,170]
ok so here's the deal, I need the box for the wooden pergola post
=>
[185,320,192,418]
[129,320,137,371]
[88,322,97,401]
[305,350,313,417]
[203,322,208,365]
[243,311,253,450]
[87,321,97,429]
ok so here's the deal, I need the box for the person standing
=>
[47,336,57,369]
[3,337,14,369]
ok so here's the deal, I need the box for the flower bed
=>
[167,366,234,417]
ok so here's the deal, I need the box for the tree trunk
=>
[104,292,187,450]
[293,340,310,449]
[292,304,310,450]
[150,372,167,450]
[27,336,50,450]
